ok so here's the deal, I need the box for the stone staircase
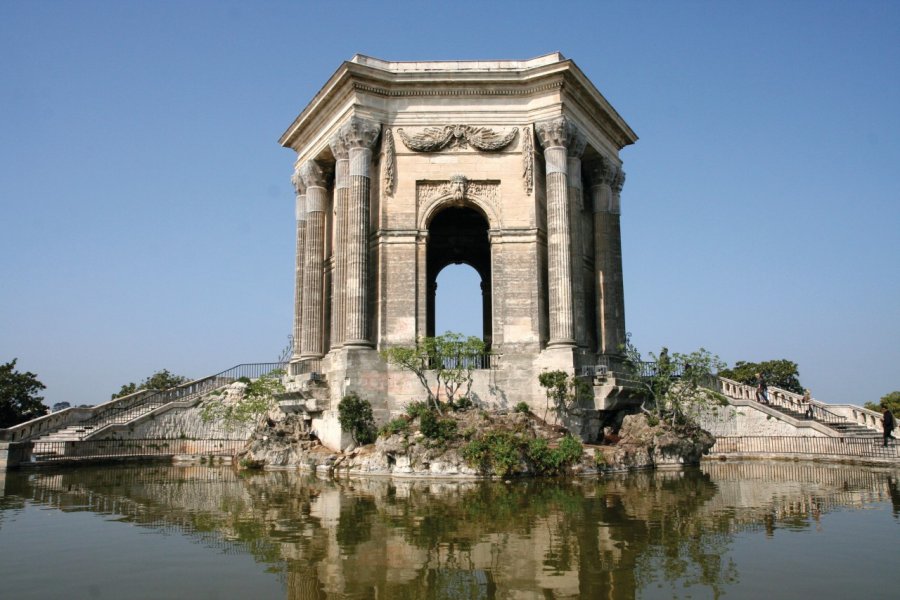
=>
[716,377,884,438]
[2,363,287,450]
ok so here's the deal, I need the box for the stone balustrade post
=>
[299,159,328,360]
[535,116,582,347]
[290,167,307,362]
[329,131,350,349]
[342,117,380,347]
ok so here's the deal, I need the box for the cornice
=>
[279,55,638,154]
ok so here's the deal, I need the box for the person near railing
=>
[883,407,896,448]
[801,389,813,418]
[755,372,769,405]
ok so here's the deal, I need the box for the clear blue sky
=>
[2,1,897,408]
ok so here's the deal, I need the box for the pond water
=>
[1,461,898,599]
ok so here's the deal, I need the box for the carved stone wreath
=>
[397,125,517,152]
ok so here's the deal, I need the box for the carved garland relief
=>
[397,125,517,152]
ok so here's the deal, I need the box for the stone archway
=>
[426,205,492,348]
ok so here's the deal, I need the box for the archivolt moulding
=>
[416,175,501,230]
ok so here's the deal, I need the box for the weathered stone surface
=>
[281,54,639,450]
[595,414,715,471]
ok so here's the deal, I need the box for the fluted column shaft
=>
[567,144,586,347]
[589,158,626,355]
[299,160,328,360]
[343,117,380,347]
[536,117,583,347]
[291,185,307,361]
[329,134,349,349]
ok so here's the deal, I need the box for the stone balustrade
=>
[827,404,894,432]
[0,389,155,442]
[717,376,892,434]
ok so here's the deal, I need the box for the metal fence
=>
[29,439,246,463]
[77,363,286,435]
[710,436,899,460]
[422,352,498,370]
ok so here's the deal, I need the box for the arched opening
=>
[435,264,483,338]
[426,206,491,348]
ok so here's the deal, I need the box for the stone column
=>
[566,132,587,348]
[342,117,380,347]
[299,159,328,360]
[290,167,307,363]
[589,157,626,356]
[535,116,581,347]
[329,131,349,349]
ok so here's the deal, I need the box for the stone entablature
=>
[280,54,638,450]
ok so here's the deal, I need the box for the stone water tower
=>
[279,53,637,449]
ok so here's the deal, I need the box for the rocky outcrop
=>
[592,413,715,471]
[234,409,715,477]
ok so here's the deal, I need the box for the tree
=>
[381,332,486,413]
[338,393,376,445]
[537,370,591,424]
[52,402,71,412]
[719,359,803,394]
[112,369,189,399]
[623,344,728,429]
[0,359,48,427]
[864,391,900,414]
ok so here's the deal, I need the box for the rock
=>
[600,413,715,471]
[235,407,714,478]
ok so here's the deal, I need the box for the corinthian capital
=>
[341,116,381,150]
[612,169,626,195]
[299,159,327,188]
[534,116,583,152]
[328,130,349,160]
[291,163,306,195]
[587,156,618,188]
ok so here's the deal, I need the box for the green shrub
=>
[404,401,431,420]
[419,410,458,442]
[462,431,523,477]
[379,418,409,437]
[514,401,530,414]
[527,435,582,474]
[338,393,377,445]
[452,396,474,411]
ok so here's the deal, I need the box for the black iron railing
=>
[29,438,246,463]
[422,352,498,370]
[75,363,287,438]
[710,436,898,459]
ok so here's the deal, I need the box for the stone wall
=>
[694,401,827,437]
[97,384,256,442]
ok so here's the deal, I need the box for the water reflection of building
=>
[3,462,899,599]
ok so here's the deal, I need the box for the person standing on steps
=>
[802,389,814,418]
[883,406,896,447]
[756,372,769,405]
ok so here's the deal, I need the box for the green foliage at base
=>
[379,417,410,437]
[462,431,583,477]
[338,392,376,445]
[514,401,530,414]
[419,409,458,442]
[200,370,284,427]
